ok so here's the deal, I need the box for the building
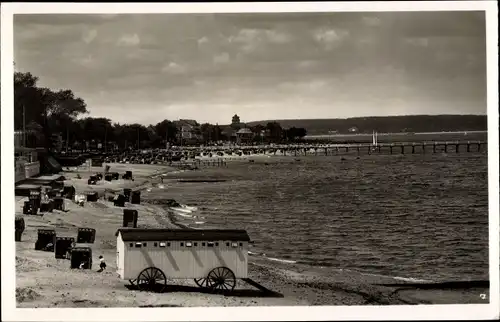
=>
[14,130,40,183]
[115,228,251,289]
[236,127,254,145]
[174,119,202,143]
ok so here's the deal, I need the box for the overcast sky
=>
[14,11,486,125]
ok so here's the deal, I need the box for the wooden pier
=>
[173,140,487,157]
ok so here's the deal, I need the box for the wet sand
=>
[15,162,488,307]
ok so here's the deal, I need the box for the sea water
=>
[144,152,489,282]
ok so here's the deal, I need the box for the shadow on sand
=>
[125,283,284,298]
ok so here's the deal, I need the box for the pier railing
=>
[168,140,487,156]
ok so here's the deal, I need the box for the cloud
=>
[264,29,292,44]
[161,62,186,74]
[13,12,487,124]
[197,36,209,46]
[228,28,292,53]
[312,28,349,49]
[404,37,429,47]
[82,29,97,44]
[362,16,381,27]
[72,54,94,67]
[117,33,140,46]
[213,52,230,64]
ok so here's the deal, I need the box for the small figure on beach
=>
[79,262,85,269]
[43,242,54,252]
[97,255,107,272]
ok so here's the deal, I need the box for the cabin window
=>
[186,242,192,247]
[167,242,171,247]
[215,242,219,246]
[154,242,158,247]
[194,242,198,247]
[239,243,243,247]
[207,242,214,247]
[135,242,142,248]
[202,242,206,247]
[129,243,133,247]
[180,242,184,247]
[232,242,238,248]
[143,242,147,247]
[226,242,230,247]
[159,242,166,247]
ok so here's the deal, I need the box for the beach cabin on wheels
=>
[115,228,251,292]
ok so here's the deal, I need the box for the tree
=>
[283,127,307,141]
[14,71,88,150]
[266,122,283,143]
[200,123,212,143]
[154,120,178,147]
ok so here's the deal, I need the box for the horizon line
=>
[75,113,487,127]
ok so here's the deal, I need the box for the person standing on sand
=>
[98,255,107,272]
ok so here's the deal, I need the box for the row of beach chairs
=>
[22,186,75,216]
[35,228,96,269]
[16,167,142,270]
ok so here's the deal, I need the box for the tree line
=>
[14,71,308,152]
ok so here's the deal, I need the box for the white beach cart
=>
[115,228,251,292]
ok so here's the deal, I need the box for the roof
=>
[115,228,251,242]
[237,128,253,134]
[177,119,198,127]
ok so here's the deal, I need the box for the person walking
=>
[98,255,106,272]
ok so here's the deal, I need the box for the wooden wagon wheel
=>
[193,277,210,288]
[136,267,167,292]
[207,267,236,291]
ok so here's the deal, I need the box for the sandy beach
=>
[15,162,488,307]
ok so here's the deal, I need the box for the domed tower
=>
[231,114,241,125]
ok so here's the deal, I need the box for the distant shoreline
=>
[305,130,487,139]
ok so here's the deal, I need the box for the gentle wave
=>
[343,269,433,283]
[265,257,298,264]
[247,251,298,264]
[169,203,201,220]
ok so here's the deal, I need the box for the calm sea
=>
[144,152,489,282]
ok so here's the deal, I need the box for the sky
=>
[13,11,487,125]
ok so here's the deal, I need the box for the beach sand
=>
[15,163,488,307]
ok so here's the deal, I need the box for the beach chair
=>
[86,191,98,202]
[54,237,75,259]
[131,191,141,205]
[87,176,97,185]
[23,201,32,214]
[63,185,76,200]
[40,200,54,213]
[122,171,133,180]
[29,190,41,210]
[123,209,138,228]
[15,216,25,242]
[113,194,126,207]
[123,188,132,202]
[35,229,56,251]
[70,247,92,269]
[76,228,96,244]
[53,197,65,211]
